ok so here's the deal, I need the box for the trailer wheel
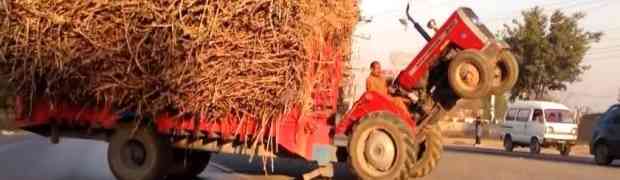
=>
[490,50,519,95]
[410,125,443,178]
[448,50,493,99]
[108,123,172,180]
[348,112,417,180]
[168,150,212,178]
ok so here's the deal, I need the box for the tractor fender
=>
[335,91,416,136]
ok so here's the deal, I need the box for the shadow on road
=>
[209,145,620,180]
[445,145,620,168]
[210,154,355,180]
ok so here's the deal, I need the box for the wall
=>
[577,113,603,144]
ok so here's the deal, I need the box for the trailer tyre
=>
[490,50,519,95]
[169,150,212,178]
[108,123,172,180]
[410,124,443,178]
[348,112,418,180]
[448,50,493,99]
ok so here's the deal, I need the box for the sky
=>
[349,0,620,113]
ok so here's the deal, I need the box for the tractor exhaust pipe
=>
[405,3,431,42]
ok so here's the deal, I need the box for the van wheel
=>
[529,138,541,154]
[594,143,613,166]
[108,123,172,180]
[559,145,571,156]
[448,50,493,99]
[348,112,417,180]
[490,51,519,95]
[503,135,514,152]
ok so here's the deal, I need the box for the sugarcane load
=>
[0,0,519,180]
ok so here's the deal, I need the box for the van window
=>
[506,109,518,121]
[545,109,575,124]
[517,109,531,122]
[533,109,543,123]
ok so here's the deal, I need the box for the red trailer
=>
[12,5,517,180]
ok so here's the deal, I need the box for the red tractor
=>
[11,4,517,180]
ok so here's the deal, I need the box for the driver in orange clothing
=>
[366,61,410,116]
[366,61,389,95]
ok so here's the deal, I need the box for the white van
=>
[502,101,578,155]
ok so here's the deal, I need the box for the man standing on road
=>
[474,114,483,146]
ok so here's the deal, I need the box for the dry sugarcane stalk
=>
[0,0,358,170]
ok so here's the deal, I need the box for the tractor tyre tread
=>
[410,125,443,178]
[348,112,418,180]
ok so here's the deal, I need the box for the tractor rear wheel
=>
[448,50,493,99]
[348,112,417,180]
[108,123,173,180]
[490,50,519,95]
[410,124,443,178]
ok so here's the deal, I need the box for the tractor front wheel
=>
[490,50,519,95]
[348,112,417,180]
[448,50,493,99]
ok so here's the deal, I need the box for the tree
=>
[502,7,603,100]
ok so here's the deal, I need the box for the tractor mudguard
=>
[335,91,416,135]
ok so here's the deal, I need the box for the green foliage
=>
[502,7,603,100]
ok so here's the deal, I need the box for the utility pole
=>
[617,88,620,103]
[490,95,496,124]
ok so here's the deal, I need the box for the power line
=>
[584,56,619,62]
[486,0,587,21]
[564,92,614,99]
[586,52,620,58]
[587,47,620,54]
[557,0,609,10]
[486,0,610,23]
[588,44,620,50]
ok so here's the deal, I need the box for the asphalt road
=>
[1,134,619,180]
[0,134,243,180]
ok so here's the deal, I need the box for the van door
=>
[527,109,545,141]
[515,109,532,143]
[503,108,519,140]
